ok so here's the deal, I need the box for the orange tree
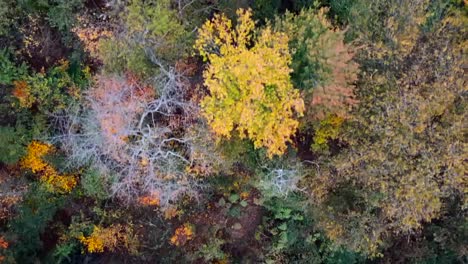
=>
[194,9,304,158]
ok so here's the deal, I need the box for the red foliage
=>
[88,74,155,155]
[306,40,359,121]
[11,80,31,108]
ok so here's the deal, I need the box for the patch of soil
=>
[224,202,263,262]
[177,56,208,104]
[19,17,71,71]
[188,190,264,262]
[40,209,72,253]
[226,203,262,242]
[85,0,108,9]
[294,129,317,162]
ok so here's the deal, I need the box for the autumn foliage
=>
[11,80,32,108]
[1,1,466,263]
[138,193,160,206]
[79,224,138,254]
[20,141,77,193]
[305,5,468,256]
[0,236,7,263]
[195,9,304,157]
[170,223,194,246]
[274,7,358,121]
[88,74,155,156]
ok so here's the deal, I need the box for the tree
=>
[18,0,84,33]
[273,7,358,154]
[125,0,188,61]
[0,0,17,37]
[0,126,28,165]
[97,0,192,77]
[59,69,222,206]
[274,7,358,121]
[195,9,304,158]
[304,4,467,257]
[274,7,340,91]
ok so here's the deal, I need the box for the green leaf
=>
[228,206,241,218]
[292,214,304,221]
[275,208,292,220]
[228,193,240,203]
[278,223,288,231]
[218,197,226,207]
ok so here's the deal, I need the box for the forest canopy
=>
[0,0,466,263]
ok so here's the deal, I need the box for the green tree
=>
[8,184,66,263]
[18,0,84,32]
[98,0,190,76]
[0,0,18,36]
[274,7,344,91]
[0,126,28,164]
[11,60,88,113]
[125,0,188,61]
[274,7,358,151]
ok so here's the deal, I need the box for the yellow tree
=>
[195,9,304,157]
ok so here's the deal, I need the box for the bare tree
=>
[256,163,306,199]
[57,66,222,206]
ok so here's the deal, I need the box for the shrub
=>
[79,224,138,254]
[80,168,110,201]
[0,48,27,85]
[195,238,226,262]
[53,241,78,263]
[170,223,194,246]
[8,184,65,263]
[0,126,28,165]
[0,0,18,37]
[258,192,363,263]
[0,236,11,263]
